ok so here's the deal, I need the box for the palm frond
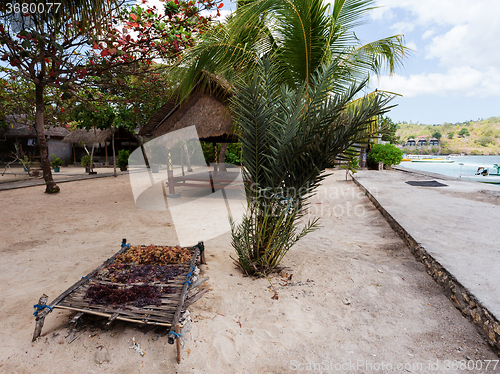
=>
[230,56,395,274]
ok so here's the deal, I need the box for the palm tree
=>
[180,0,407,95]
[175,0,407,274]
[230,57,394,275]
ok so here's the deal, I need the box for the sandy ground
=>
[0,170,498,374]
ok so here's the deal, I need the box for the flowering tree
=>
[0,0,221,193]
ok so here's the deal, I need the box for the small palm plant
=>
[340,148,360,180]
[230,58,393,275]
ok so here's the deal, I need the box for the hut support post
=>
[32,294,49,341]
[73,144,76,165]
[212,141,218,173]
[182,142,193,172]
[105,141,109,166]
[167,150,175,195]
[180,142,185,177]
[219,143,228,171]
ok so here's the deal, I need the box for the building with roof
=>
[0,115,70,163]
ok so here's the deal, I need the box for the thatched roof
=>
[139,71,235,142]
[1,115,69,138]
[62,128,115,145]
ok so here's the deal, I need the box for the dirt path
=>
[0,171,497,373]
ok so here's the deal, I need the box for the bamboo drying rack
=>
[32,238,207,363]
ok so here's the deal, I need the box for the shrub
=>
[367,144,403,167]
[458,128,470,137]
[432,131,442,140]
[117,149,130,169]
[447,132,454,139]
[477,136,492,147]
[81,155,92,167]
[200,142,242,165]
[50,154,64,168]
[340,148,359,180]
[226,143,242,165]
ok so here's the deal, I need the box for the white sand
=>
[0,171,497,373]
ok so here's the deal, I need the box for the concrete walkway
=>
[353,168,500,350]
[0,166,127,191]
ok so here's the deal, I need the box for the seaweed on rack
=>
[96,264,183,284]
[114,245,191,265]
[85,284,170,307]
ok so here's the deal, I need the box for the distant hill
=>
[396,117,500,155]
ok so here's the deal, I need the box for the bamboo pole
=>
[176,323,181,363]
[33,240,130,322]
[32,294,48,341]
[55,305,171,327]
[168,245,200,344]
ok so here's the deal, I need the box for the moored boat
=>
[411,157,454,163]
[460,164,500,184]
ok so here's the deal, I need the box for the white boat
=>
[411,156,454,163]
[460,164,500,184]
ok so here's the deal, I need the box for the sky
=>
[358,0,500,125]
[209,0,500,125]
[138,0,500,125]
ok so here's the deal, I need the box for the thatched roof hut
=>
[62,128,115,145]
[139,71,235,143]
[0,115,69,138]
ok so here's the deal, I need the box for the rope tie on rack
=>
[33,304,52,317]
[184,266,196,285]
[168,331,184,347]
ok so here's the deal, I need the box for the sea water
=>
[398,155,500,184]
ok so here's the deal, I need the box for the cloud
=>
[372,0,487,26]
[373,0,500,68]
[368,0,500,99]
[406,41,417,51]
[422,30,434,40]
[390,21,414,34]
[375,66,500,98]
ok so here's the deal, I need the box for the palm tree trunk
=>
[112,126,116,177]
[35,82,59,193]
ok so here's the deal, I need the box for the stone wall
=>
[353,176,500,355]
[47,139,71,162]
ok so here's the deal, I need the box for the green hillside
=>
[396,117,500,155]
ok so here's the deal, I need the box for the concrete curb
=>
[352,173,500,355]
[0,172,126,192]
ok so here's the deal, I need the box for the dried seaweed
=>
[114,245,191,265]
[85,284,175,307]
[96,264,183,284]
